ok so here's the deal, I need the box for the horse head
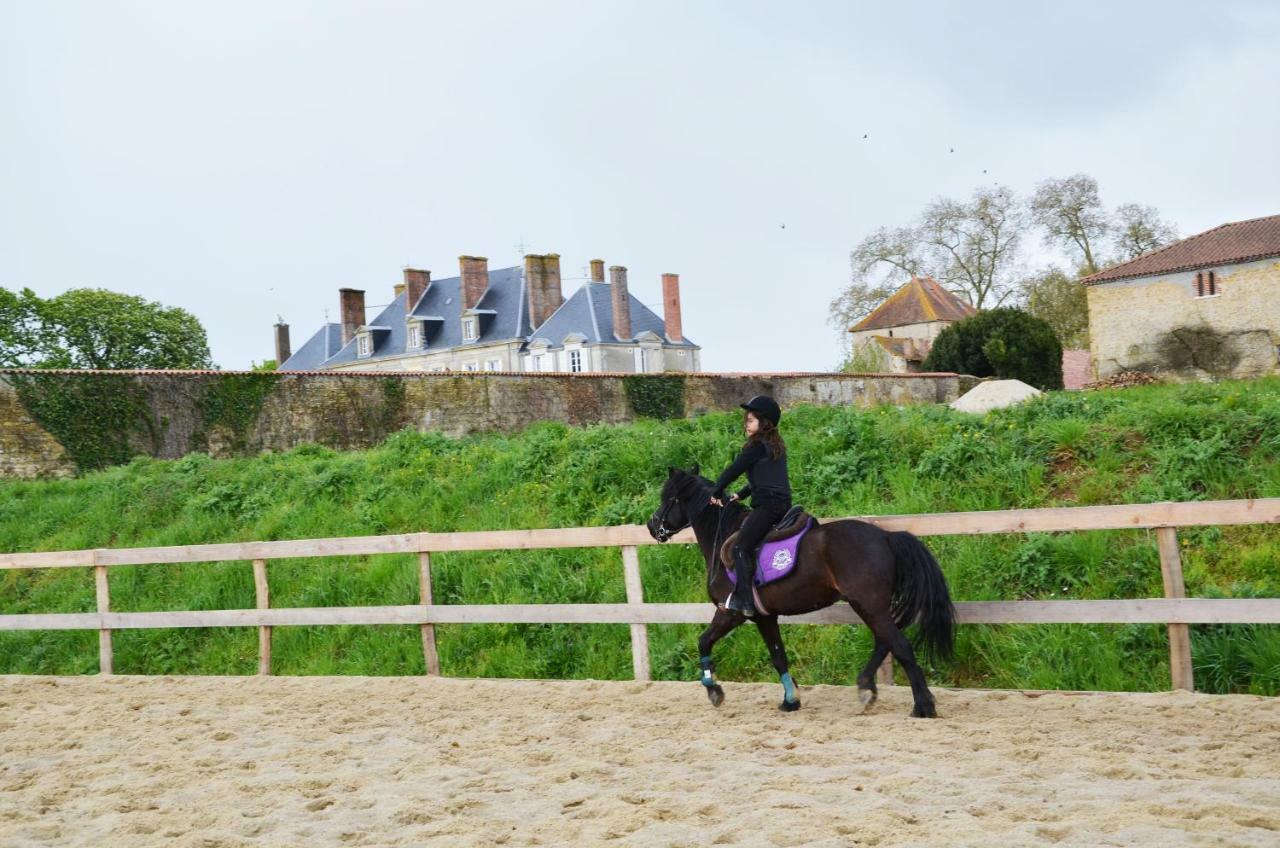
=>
[647,464,703,543]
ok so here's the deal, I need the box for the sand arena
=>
[1,675,1278,847]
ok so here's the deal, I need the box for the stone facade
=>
[0,370,969,478]
[1087,258,1280,380]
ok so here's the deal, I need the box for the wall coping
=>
[0,369,961,380]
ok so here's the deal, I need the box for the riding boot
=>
[726,546,757,616]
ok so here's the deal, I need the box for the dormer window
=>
[357,333,372,357]
[407,322,423,349]
[463,317,477,342]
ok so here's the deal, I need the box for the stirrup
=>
[725,591,756,616]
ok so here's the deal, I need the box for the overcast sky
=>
[2,1,1277,372]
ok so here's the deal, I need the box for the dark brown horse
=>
[647,466,955,717]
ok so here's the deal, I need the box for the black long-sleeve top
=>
[712,440,792,505]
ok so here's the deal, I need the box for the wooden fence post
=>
[418,552,441,676]
[1156,527,1194,691]
[621,545,651,681]
[253,559,272,675]
[93,555,112,675]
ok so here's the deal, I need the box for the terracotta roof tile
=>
[851,277,977,332]
[1082,213,1280,285]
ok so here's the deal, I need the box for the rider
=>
[708,395,792,616]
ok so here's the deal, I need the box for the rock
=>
[949,379,1042,414]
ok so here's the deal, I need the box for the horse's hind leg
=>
[754,615,800,712]
[865,613,937,718]
[855,634,891,709]
[697,607,743,707]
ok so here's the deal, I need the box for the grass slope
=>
[2,379,1279,693]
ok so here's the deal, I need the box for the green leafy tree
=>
[1019,266,1090,349]
[33,288,213,370]
[0,287,43,367]
[922,308,1064,390]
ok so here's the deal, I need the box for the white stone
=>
[949,379,1042,414]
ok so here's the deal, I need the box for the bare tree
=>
[828,225,923,335]
[1111,203,1178,260]
[1030,174,1109,275]
[919,185,1024,309]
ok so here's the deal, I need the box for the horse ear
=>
[690,462,700,476]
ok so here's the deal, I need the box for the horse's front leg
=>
[697,607,743,707]
[754,615,801,711]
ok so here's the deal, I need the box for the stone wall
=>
[0,370,969,479]
[1087,258,1280,380]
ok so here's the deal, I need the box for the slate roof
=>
[851,277,976,332]
[1082,213,1280,285]
[530,283,697,347]
[279,266,695,370]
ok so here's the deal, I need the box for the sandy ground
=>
[1,676,1278,848]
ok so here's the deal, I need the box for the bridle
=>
[653,495,688,543]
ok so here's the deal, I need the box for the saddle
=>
[718,505,815,570]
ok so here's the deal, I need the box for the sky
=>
[2,1,1278,372]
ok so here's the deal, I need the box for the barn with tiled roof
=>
[847,277,976,373]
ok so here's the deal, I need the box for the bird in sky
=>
[949,147,955,153]
[780,223,786,230]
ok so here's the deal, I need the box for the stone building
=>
[278,254,700,373]
[847,276,976,372]
[1082,214,1280,380]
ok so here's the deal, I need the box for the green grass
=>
[2,378,1279,693]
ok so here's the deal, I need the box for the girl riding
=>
[708,395,792,616]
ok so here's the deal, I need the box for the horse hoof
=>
[858,687,877,708]
[910,702,937,719]
[778,698,801,712]
[707,684,725,707]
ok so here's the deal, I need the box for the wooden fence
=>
[3,499,1280,691]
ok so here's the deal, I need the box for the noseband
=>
[653,495,688,543]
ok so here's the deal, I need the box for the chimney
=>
[274,321,291,365]
[404,268,430,310]
[524,254,565,327]
[662,273,683,342]
[393,282,406,300]
[610,265,632,340]
[459,256,488,310]
[589,259,605,282]
[339,288,365,346]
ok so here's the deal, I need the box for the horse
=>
[646,465,956,718]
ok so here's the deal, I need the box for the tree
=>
[1030,174,1109,276]
[32,289,214,370]
[922,308,1064,390]
[0,287,43,367]
[1019,266,1090,349]
[1111,203,1178,260]
[830,185,1024,360]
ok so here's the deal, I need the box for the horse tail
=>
[887,530,956,665]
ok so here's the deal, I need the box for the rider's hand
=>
[728,494,739,503]
[709,496,723,507]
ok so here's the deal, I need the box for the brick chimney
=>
[589,259,605,282]
[274,321,291,365]
[524,254,565,328]
[339,288,365,346]
[662,273,683,342]
[404,268,430,310]
[609,265,632,341]
[459,256,488,310]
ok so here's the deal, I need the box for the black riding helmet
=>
[740,395,781,426]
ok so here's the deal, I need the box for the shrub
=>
[923,308,1064,390]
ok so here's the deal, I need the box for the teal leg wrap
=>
[781,672,797,702]
[700,656,716,688]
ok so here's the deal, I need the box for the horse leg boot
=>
[726,545,757,616]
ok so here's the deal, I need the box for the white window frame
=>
[357,334,371,357]
[465,362,479,372]
[569,349,582,373]
[533,354,545,372]
[463,318,477,342]
[633,347,644,373]
[407,323,422,349]
[485,359,501,372]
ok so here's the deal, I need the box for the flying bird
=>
[949,147,954,153]
[862,134,868,139]
[780,223,786,230]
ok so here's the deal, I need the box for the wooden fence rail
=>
[3,498,1279,690]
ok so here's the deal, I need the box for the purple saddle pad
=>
[726,517,813,587]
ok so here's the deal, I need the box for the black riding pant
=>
[735,499,792,559]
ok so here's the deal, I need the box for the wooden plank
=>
[2,597,1277,632]
[94,563,112,675]
[253,559,271,676]
[418,552,440,677]
[621,546,651,681]
[1157,527,1194,691]
[7,498,1280,570]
